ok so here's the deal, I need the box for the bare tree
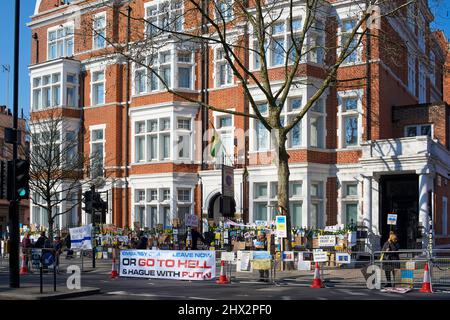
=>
[29,109,103,240]
[77,0,420,251]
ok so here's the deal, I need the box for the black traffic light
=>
[7,160,30,201]
[0,161,7,199]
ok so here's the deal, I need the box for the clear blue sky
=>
[0,0,449,119]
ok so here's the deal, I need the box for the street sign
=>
[387,214,397,225]
[275,215,287,238]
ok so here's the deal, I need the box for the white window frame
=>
[404,124,433,138]
[133,117,173,163]
[250,16,307,70]
[214,47,234,88]
[93,12,107,50]
[47,22,74,60]
[338,17,362,65]
[176,117,192,160]
[214,0,234,22]
[89,125,106,179]
[214,110,235,162]
[31,73,62,111]
[144,0,184,38]
[91,69,105,106]
[337,90,363,149]
[309,99,326,149]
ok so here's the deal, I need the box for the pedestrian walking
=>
[21,232,32,270]
[381,233,400,287]
[54,236,63,273]
[253,232,269,282]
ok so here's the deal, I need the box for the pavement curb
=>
[0,287,101,300]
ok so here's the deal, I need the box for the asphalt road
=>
[1,261,450,300]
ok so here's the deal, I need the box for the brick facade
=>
[28,0,450,247]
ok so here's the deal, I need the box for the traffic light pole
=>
[9,0,20,289]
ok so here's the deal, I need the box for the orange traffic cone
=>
[419,263,432,293]
[110,257,119,279]
[216,260,230,284]
[20,254,28,275]
[310,262,324,288]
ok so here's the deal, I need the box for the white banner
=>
[69,224,93,250]
[120,250,216,281]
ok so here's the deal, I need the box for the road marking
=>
[337,289,367,296]
[188,297,215,300]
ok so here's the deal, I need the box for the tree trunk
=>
[47,200,54,242]
[274,130,294,270]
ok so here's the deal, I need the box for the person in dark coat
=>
[65,233,73,259]
[381,233,400,287]
[21,233,32,268]
[190,227,205,250]
[34,232,48,249]
[136,233,148,249]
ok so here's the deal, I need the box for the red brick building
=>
[28,0,450,249]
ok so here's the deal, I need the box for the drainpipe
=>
[32,33,39,64]
[200,0,209,229]
[124,5,132,228]
[365,0,372,141]
[243,0,250,223]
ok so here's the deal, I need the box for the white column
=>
[302,173,311,228]
[362,176,372,230]
[418,173,431,249]
[371,177,381,249]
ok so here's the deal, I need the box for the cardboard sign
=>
[236,251,252,272]
[221,252,236,262]
[313,251,328,262]
[185,214,199,227]
[387,214,397,225]
[336,253,351,264]
[318,235,336,247]
[298,261,311,271]
[275,215,287,238]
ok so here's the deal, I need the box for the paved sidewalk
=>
[0,285,100,300]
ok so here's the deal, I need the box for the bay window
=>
[32,73,61,110]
